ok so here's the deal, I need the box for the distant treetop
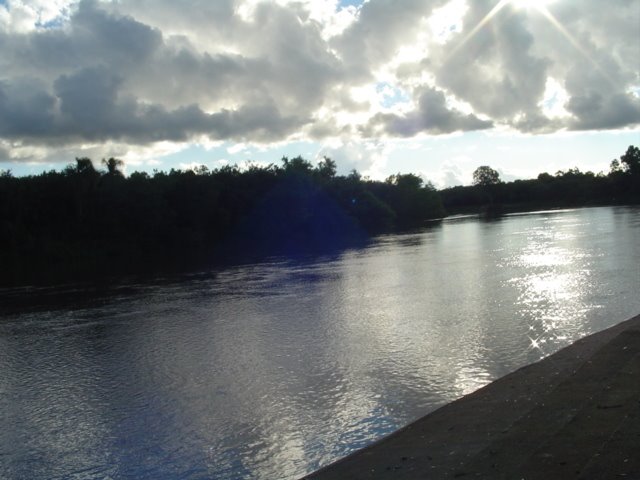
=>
[472,166,501,186]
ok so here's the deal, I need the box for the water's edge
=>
[304,313,640,479]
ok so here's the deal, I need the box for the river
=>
[1,206,639,479]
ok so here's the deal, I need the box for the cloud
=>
[0,0,638,165]
[437,162,466,188]
[331,0,448,79]
[431,1,551,128]
[317,139,391,178]
[0,0,77,33]
[413,0,639,133]
[367,87,493,136]
[0,143,10,163]
[0,77,56,137]
[565,91,640,131]
[0,66,305,144]
[0,2,313,145]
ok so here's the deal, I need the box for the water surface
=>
[1,206,639,479]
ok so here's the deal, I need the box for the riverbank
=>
[304,314,640,479]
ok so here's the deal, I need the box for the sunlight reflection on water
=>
[1,207,639,479]
[503,210,617,359]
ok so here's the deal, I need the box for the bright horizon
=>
[1,0,638,187]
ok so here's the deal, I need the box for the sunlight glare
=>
[528,335,542,351]
[447,0,509,57]
[537,7,618,88]
[447,0,555,58]
[447,0,618,89]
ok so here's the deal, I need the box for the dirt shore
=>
[304,314,640,479]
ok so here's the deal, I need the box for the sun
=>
[509,0,556,10]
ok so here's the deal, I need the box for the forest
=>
[441,145,640,214]
[0,145,638,286]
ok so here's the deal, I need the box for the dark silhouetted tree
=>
[316,156,337,179]
[69,157,97,176]
[386,173,423,190]
[472,166,501,186]
[193,164,210,176]
[379,173,444,226]
[620,145,640,176]
[472,166,502,211]
[610,159,623,174]
[282,155,313,174]
[347,169,361,181]
[102,157,125,176]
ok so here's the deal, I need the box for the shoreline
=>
[303,314,640,479]
[2,205,637,290]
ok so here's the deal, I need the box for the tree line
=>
[0,155,444,285]
[442,145,640,214]
[0,146,637,286]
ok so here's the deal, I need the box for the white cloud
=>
[428,0,467,45]
[178,161,205,171]
[433,156,475,188]
[227,143,248,155]
[436,163,465,188]
[0,0,75,32]
[317,139,391,179]
[366,86,492,137]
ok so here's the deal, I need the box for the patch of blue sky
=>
[34,6,71,29]
[432,22,461,40]
[428,0,467,44]
[36,16,67,29]
[338,0,364,9]
[376,82,410,109]
[540,92,563,115]
[1,161,63,178]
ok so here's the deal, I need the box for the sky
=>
[0,0,638,187]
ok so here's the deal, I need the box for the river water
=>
[1,206,639,479]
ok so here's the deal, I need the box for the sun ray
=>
[537,6,619,88]
[446,0,619,90]
[448,0,510,58]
